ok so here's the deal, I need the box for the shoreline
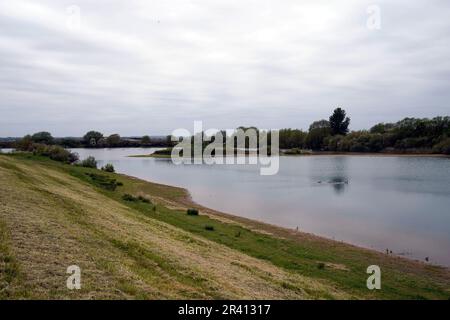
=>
[284,151,450,158]
[127,151,450,158]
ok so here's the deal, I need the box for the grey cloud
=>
[0,0,449,136]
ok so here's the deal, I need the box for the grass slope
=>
[0,154,449,299]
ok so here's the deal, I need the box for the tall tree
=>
[141,135,151,145]
[31,131,54,144]
[329,108,350,135]
[106,134,121,146]
[309,120,330,131]
[83,131,103,147]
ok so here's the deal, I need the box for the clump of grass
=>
[187,208,199,216]
[122,194,152,204]
[317,262,326,270]
[116,181,124,186]
[85,172,119,191]
[204,225,215,231]
[122,193,138,202]
[138,195,151,204]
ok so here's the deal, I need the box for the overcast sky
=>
[1,0,449,136]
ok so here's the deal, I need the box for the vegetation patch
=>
[187,209,199,216]
[85,172,120,191]
[101,163,115,173]
[138,195,151,204]
[122,193,138,202]
[81,156,97,168]
[121,194,152,205]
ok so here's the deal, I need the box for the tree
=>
[279,129,307,149]
[166,135,177,147]
[370,123,393,134]
[329,108,350,135]
[31,131,54,144]
[141,135,151,145]
[106,134,121,146]
[305,127,331,150]
[83,131,103,147]
[309,120,330,131]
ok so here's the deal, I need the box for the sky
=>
[1,0,450,137]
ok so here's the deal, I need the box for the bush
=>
[122,193,152,204]
[85,173,119,191]
[122,194,138,202]
[317,262,326,270]
[17,142,79,164]
[101,163,115,172]
[47,145,78,163]
[81,156,97,168]
[204,225,215,231]
[138,195,151,204]
[187,208,199,216]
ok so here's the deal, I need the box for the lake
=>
[71,148,450,266]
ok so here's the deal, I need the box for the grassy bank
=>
[0,154,449,299]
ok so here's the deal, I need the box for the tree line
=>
[6,131,170,149]
[279,108,450,154]
[3,108,450,155]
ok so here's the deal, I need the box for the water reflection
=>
[328,176,349,194]
[311,156,349,195]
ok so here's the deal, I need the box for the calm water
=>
[72,148,450,266]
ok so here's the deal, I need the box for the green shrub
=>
[204,225,215,231]
[122,193,152,204]
[187,208,199,216]
[47,145,79,163]
[81,156,97,168]
[20,143,79,163]
[85,173,119,191]
[101,163,115,172]
[116,181,124,186]
[317,262,325,270]
[122,194,138,202]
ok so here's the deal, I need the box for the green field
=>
[1,153,449,299]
